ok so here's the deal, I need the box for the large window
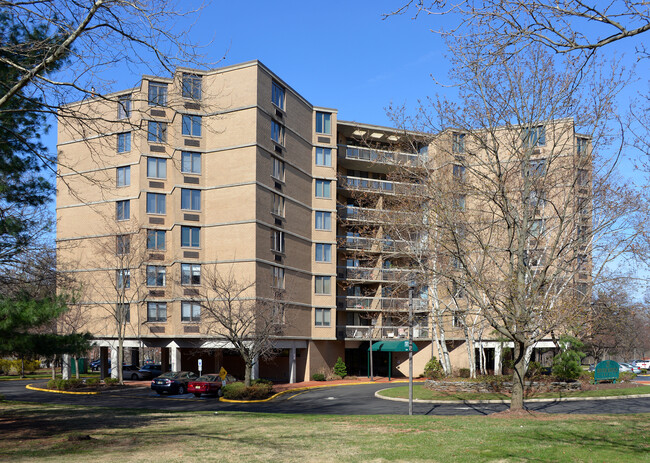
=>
[315,211,331,230]
[182,115,202,137]
[315,243,331,262]
[452,133,465,153]
[181,263,201,285]
[117,303,130,323]
[315,112,331,134]
[181,226,200,247]
[315,179,331,198]
[315,276,331,294]
[181,301,201,322]
[271,230,285,253]
[452,164,466,182]
[272,157,285,181]
[577,137,589,156]
[116,269,130,289]
[147,302,167,322]
[148,82,167,106]
[315,308,331,327]
[524,158,547,178]
[272,266,284,289]
[182,151,201,174]
[147,121,167,143]
[117,132,131,153]
[530,218,545,237]
[146,193,166,214]
[182,73,202,100]
[271,120,285,145]
[315,147,332,166]
[116,166,130,187]
[181,189,201,211]
[147,157,167,179]
[577,169,589,187]
[522,125,546,147]
[116,235,130,255]
[146,265,166,287]
[272,193,285,217]
[147,229,166,250]
[117,95,131,119]
[116,200,130,221]
[453,195,466,211]
[272,82,285,110]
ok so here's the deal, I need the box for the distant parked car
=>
[139,364,163,379]
[108,364,149,380]
[619,363,641,374]
[151,371,197,395]
[90,359,101,371]
[188,374,223,397]
[632,359,650,370]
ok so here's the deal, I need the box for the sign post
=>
[219,366,228,387]
[198,359,203,375]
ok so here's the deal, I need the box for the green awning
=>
[369,340,418,352]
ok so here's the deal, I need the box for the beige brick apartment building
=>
[57,60,591,382]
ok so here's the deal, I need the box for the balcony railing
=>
[338,266,419,283]
[337,296,428,311]
[339,235,415,253]
[338,206,417,224]
[338,325,431,340]
[338,145,426,167]
[339,176,424,195]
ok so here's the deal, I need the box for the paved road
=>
[3,378,650,415]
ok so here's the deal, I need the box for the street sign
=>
[219,366,227,380]
[198,359,203,374]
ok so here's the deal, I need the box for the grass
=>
[0,402,649,462]
[0,370,100,381]
[379,384,650,401]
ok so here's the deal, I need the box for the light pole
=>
[408,280,415,416]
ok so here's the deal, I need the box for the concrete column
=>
[131,347,140,367]
[62,354,71,380]
[161,348,169,373]
[252,355,259,381]
[170,346,181,372]
[110,346,118,379]
[100,346,109,380]
[494,344,503,376]
[289,347,297,384]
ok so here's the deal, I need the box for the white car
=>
[619,363,642,374]
[631,359,650,370]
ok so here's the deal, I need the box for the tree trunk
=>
[244,360,252,387]
[462,324,476,378]
[118,340,124,385]
[21,357,25,378]
[510,341,528,411]
[51,357,56,380]
[431,304,452,375]
[74,356,80,379]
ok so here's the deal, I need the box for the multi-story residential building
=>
[57,60,591,382]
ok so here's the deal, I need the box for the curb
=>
[374,388,650,404]
[26,384,101,395]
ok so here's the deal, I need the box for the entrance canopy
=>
[369,340,418,352]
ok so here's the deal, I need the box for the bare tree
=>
[198,267,285,387]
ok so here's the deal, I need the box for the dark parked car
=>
[139,364,164,379]
[90,359,101,371]
[108,364,148,380]
[188,374,224,397]
[151,371,197,395]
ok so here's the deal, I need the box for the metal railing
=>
[338,145,426,167]
[339,235,415,253]
[338,325,431,340]
[337,296,428,311]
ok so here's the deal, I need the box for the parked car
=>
[139,364,163,379]
[188,374,224,397]
[619,363,641,374]
[632,359,650,370]
[90,359,101,371]
[151,371,197,395]
[108,364,149,380]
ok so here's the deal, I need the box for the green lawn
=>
[0,402,649,462]
[0,370,100,381]
[378,384,650,401]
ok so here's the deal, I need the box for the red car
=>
[188,374,223,397]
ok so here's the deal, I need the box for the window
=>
[182,151,201,174]
[524,250,545,267]
[181,263,201,285]
[315,243,331,262]
[451,256,463,269]
[116,166,130,187]
[182,115,202,137]
[522,125,546,147]
[116,269,130,289]
[315,308,331,326]
[453,195,466,211]
[524,158,547,178]
[117,95,131,119]
[117,303,130,323]
[452,311,461,328]
[272,82,285,110]
[181,189,201,211]
[577,137,588,156]
[315,180,331,198]
[117,132,131,153]
[181,226,200,247]
[148,82,167,106]
[315,147,332,166]
[116,200,130,221]
[272,266,285,289]
[182,73,201,100]
[315,211,331,230]
[146,265,166,287]
[271,120,285,145]
[181,301,201,322]
[147,121,167,143]
[272,157,285,181]
[577,169,589,187]
[271,230,285,253]
[452,164,466,181]
[526,189,547,209]
[147,302,167,322]
[315,276,331,294]
[452,133,465,154]
[272,193,285,217]
[116,235,130,254]
[452,281,465,299]
[146,157,167,179]
[315,112,331,134]
[146,193,166,214]
[530,219,545,237]
[147,229,166,250]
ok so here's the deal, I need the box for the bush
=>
[423,358,444,379]
[312,373,326,381]
[0,359,41,375]
[526,361,543,379]
[333,357,347,378]
[459,368,470,378]
[104,377,119,386]
[552,336,585,381]
[46,379,57,389]
[619,371,637,382]
[85,378,100,386]
[222,382,273,400]
[251,378,273,386]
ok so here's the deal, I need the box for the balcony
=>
[339,235,415,253]
[338,266,419,283]
[338,144,425,167]
[339,176,423,195]
[337,296,428,312]
[337,325,431,340]
[338,206,417,224]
